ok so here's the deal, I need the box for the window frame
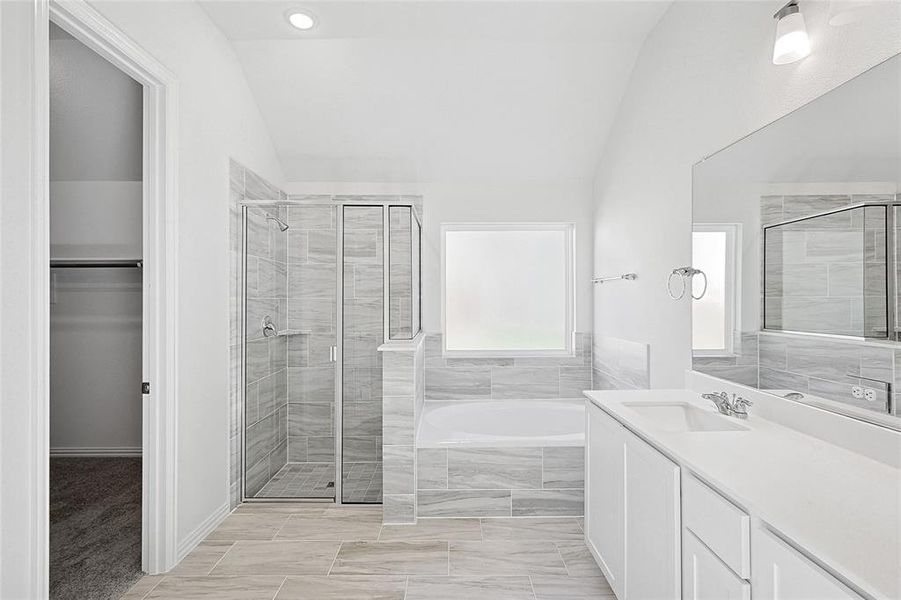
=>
[691,223,741,357]
[440,222,576,358]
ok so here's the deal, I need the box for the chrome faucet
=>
[701,391,753,419]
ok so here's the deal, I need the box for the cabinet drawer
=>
[683,530,751,600]
[682,473,750,578]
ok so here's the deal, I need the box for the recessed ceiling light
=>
[287,11,315,31]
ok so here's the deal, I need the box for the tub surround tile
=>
[422,333,593,401]
[447,448,542,490]
[417,448,448,489]
[383,494,416,524]
[592,335,649,390]
[541,447,584,489]
[511,489,584,517]
[383,445,415,495]
[417,490,512,518]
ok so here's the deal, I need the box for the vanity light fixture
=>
[772,1,811,65]
[287,10,316,31]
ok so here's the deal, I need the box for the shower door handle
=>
[329,345,337,362]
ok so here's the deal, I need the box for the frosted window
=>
[692,229,733,353]
[443,225,573,355]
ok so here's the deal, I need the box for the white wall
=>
[49,24,144,455]
[284,181,595,335]
[592,0,901,387]
[91,0,285,546]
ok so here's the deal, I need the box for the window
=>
[692,224,740,356]
[442,223,575,356]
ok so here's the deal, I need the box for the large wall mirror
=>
[691,53,900,430]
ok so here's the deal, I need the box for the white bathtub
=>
[417,399,585,448]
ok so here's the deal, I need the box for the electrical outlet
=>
[852,386,864,399]
[864,388,877,402]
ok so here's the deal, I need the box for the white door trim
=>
[42,0,180,576]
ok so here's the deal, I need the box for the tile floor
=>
[120,504,613,599]
[255,462,383,503]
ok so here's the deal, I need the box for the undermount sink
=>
[622,402,749,433]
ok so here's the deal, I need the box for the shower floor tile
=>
[257,463,335,499]
[254,461,383,502]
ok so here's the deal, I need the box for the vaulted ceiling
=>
[200,1,671,183]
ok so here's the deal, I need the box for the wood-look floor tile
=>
[210,541,341,576]
[143,576,286,600]
[275,510,382,541]
[232,503,330,515]
[167,541,234,576]
[480,518,584,541]
[378,518,482,541]
[205,513,291,541]
[449,542,567,576]
[119,575,164,599]
[406,576,535,600]
[555,542,603,576]
[330,541,448,575]
[275,575,407,599]
[530,574,615,598]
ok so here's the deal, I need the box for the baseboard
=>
[176,502,231,565]
[50,446,142,457]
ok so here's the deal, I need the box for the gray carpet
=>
[50,457,142,600]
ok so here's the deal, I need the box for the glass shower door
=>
[341,205,385,503]
[243,204,339,500]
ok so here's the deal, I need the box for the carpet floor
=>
[50,457,142,600]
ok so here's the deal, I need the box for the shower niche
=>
[241,199,422,503]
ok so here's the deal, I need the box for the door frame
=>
[38,0,180,580]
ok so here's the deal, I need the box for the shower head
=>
[266,214,289,232]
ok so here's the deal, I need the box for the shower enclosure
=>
[241,199,421,503]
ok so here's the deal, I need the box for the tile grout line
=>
[270,576,288,600]
[137,576,165,600]
[205,541,236,575]
[326,541,343,575]
[528,574,538,600]
[554,541,573,577]
[270,513,294,540]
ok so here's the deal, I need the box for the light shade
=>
[772,4,810,65]
[287,11,315,31]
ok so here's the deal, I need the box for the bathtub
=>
[417,399,585,448]
[415,400,586,518]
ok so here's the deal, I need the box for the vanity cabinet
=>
[585,404,681,600]
[752,527,864,600]
[683,530,751,600]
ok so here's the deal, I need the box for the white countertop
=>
[584,389,901,600]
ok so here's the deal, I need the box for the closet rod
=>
[50,259,143,269]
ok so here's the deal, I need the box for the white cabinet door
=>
[752,527,864,600]
[683,530,750,600]
[585,404,625,598]
[624,431,681,600]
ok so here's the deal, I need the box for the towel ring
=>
[667,267,707,300]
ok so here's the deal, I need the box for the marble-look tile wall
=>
[762,195,890,337]
[758,332,893,414]
[380,335,425,523]
[285,204,338,472]
[692,331,759,387]
[342,205,385,502]
[416,446,584,518]
[423,332,592,400]
[591,335,650,390]
[229,160,289,506]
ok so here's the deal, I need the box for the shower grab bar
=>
[593,273,637,284]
